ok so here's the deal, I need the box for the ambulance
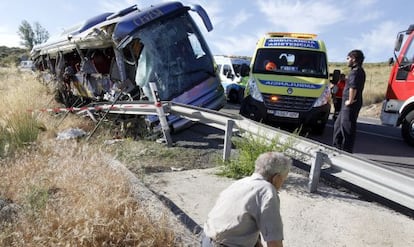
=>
[240,32,332,134]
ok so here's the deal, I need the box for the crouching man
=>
[201,152,291,247]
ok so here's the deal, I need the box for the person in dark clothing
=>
[332,50,366,153]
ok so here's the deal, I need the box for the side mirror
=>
[388,57,394,66]
[395,33,404,52]
[330,69,341,84]
[189,4,213,32]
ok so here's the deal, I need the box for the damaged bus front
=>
[31,2,225,132]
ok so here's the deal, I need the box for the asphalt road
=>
[310,117,414,177]
[219,103,414,178]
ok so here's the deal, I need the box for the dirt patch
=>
[103,137,222,175]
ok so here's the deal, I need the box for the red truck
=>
[380,24,414,146]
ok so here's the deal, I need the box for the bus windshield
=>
[253,48,328,78]
[126,12,215,100]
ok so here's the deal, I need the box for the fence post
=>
[223,119,234,162]
[308,151,325,193]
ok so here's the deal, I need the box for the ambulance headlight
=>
[248,78,263,102]
[313,85,331,107]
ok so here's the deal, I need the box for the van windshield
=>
[253,48,328,78]
[128,12,215,100]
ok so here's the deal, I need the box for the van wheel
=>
[228,90,239,103]
[401,111,414,146]
[311,123,326,135]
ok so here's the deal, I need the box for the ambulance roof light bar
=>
[266,32,317,39]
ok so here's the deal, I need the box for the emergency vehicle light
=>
[270,95,278,102]
[266,32,317,39]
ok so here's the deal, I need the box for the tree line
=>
[0,20,49,66]
[18,20,49,51]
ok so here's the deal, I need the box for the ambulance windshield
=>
[253,49,328,78]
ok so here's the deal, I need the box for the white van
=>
[214,55,250,103]
[18,60,35,71]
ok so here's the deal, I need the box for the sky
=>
[0,0,412,62]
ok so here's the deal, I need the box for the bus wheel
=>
[401,111,414,146]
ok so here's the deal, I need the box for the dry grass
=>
[0,68,182,246]
[0,68,56,156]
[0,141,177,246]
[329,62,392,106]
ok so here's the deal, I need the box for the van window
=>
[253,48,328,78]
[216,64,222,73]
[223,64,231,76]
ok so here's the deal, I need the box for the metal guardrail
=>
[169,102,414,211]
[82,97,413,211]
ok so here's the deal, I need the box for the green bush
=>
[218,132,294,179]
[26,186,50,214]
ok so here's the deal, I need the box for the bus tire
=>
[401,111,414,146]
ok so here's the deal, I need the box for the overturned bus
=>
[31,2,225,132]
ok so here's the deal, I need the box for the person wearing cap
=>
[201,152,291,247]
[265,61,277,71]
[332,49,366,153]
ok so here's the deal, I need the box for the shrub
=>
[5,112,40,147]
[218,132,294,179]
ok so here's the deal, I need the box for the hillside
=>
[0,46,30,67]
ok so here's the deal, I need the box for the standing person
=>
[331,73,346,121]
[333,50,366,153]
[201,152,292,247]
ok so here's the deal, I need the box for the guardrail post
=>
[149,82,172,147]
[223,119,234,162]
[308,151,325,193]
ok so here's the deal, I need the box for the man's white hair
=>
[254,152,291,180]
